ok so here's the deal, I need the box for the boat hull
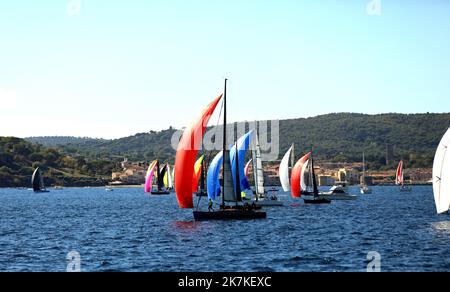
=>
[303,197,331,204]
[319,194,357,201]
[193,210,267,221]
[151,190,171,195]
[253,199,284,207]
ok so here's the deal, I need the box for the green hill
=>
[0,137,119,188]
[31,113,450,170]
[5,112,449,188]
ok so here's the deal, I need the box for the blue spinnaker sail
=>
[206,151,223,200]
[230,131,254,191]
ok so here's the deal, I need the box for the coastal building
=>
[112,158,147,185]
[336,168,359,185]
[360,175,374,186]
[318,175,336,186]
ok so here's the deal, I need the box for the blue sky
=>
[0,0,449,138]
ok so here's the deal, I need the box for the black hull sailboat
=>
[292,150,331,204]
[193,209,266,221]
[304,153,331,205]
[192,79,266,220]
[31,167,50,193]
[303,196,331,205]
[151,162,171,195]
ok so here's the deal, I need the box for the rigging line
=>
[205,97,225,167]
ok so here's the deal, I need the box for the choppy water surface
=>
[0,186,449,272]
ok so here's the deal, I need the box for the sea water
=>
[0,186,449,272]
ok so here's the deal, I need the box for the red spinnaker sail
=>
[396,160,404,185]
[291,152,311,198]
[175,95,222,208]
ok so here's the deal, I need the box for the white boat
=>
[360,152,372,194]
[433,127,450,214]
[360,185,372,195]
[319,185,357,201]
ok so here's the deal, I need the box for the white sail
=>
[252,132,265,195]
[166,164,174,188]
[433,127,450,214]
[301,159,310,192]
[279,145,293,192]
[223,150,238,202]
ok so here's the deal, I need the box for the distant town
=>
[111,158,432,187]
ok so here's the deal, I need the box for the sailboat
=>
[31,167,50,193]
[396,160,412,192]
[250,129,283,207]
[151,161,171,195]
[175,79,266,220]
[360,152,372,194]
[291,151,331,204]
[433,127,450,214]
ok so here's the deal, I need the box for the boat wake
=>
[431,221,450,233]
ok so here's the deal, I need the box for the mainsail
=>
[174,95,222,209]
[144,160,158,193]
[223,149,241,202]
[279,145,294,192]
[433,127,450,214]
[291,152,311,198]
[252,131,265,196]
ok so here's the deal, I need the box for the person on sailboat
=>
[208,199,214,212]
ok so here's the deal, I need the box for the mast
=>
[291,144,295,168]
[234,140,242,206]
[221,79,227,208]
[311,149,319,197]
[200,160,205,194]
[252,135,259,201]
[362,152,366,186]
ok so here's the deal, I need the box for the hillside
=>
[26,113,450,170]
[25,136,106,147]
[0,137,120,188]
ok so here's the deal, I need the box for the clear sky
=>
[1,0,449,139]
